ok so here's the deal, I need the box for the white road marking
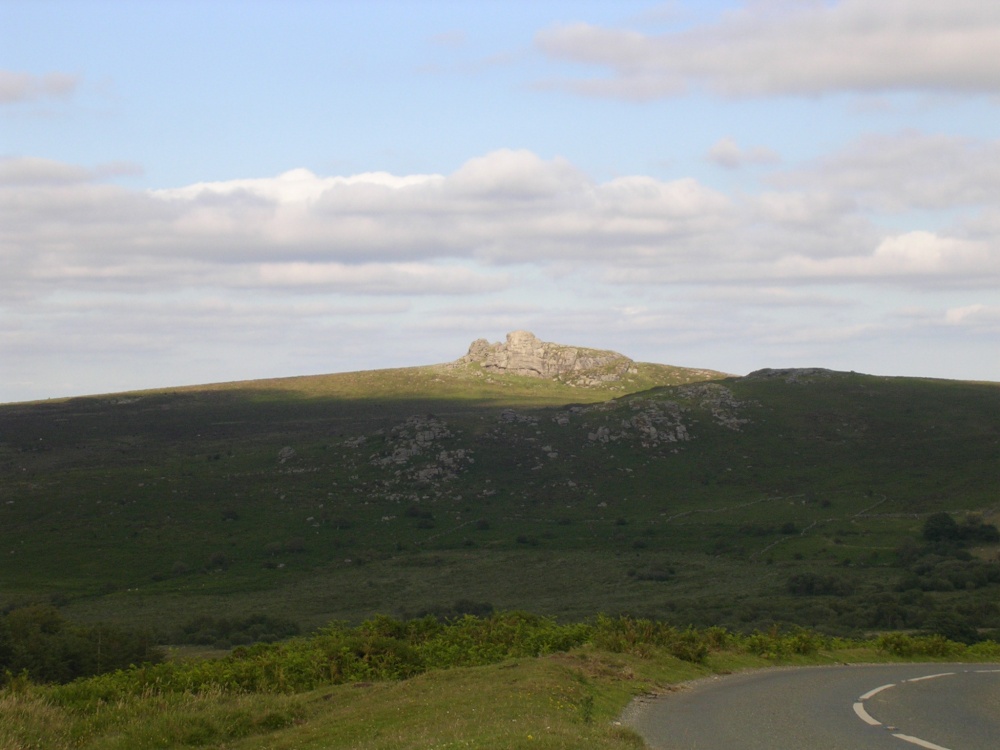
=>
[859,683,895,700]
[891,733,953,750]
[904,672,954,683]
[854,671,973,750]
[853,701,881,726]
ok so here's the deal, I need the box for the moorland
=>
[1,332,999,748]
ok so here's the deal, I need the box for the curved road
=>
[623,663,1000,750]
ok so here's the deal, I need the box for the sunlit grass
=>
[5,629,997,750]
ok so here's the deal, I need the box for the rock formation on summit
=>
[457,330,638,386]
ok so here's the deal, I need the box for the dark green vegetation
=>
[1,359,999,640]
[2,357,1000,749]
[4,612,999,750]
[0,605,162,684]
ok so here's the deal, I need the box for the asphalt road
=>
[623,663,1000,750]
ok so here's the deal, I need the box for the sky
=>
[2,0,1000,403]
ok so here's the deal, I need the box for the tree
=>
[0,606,163,683]
[922,512,959,542]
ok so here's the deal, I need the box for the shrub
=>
[784,627,827,655]
[634,564,674,582]
[732,626,829,658]
[742,631,783,658]
[591,615,707,662]
[967,640,1000,659]
[923,513,960,542]
[171,561,191,577]
[174,614,300,647]
[922,512,1000,544]
[875,632,964,658]
[787,572,853,596]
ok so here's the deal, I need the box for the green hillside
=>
[1,355,998,639]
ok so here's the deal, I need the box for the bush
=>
[733,625,830,658]
[633,564,674,582]
[967,640,1000,659]
[922,513,1000,545]
[591,615,707,662]
[923,513,960,542]
[784,627,827,655]
[875,631,964,658]
[174,614,300,647]
[411,599,495,621]
[786,572,853,596]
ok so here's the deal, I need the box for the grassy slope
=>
[0,361,719,598]
[4,641,999,750]
[1,363,999,635]
[221,647,994,750]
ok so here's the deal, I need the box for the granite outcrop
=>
[456,330,638,386]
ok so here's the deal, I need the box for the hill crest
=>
[453,330,638,387]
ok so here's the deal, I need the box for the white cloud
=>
[0,70,79,104]
[155,168,442,205]
[775,231,997,283]
[2,150,740,292]
[693,286,848,309]
[445,149,586,202]
[706,137,779,169]
[0,157,92,185]
[754,321,884,347]
[944,303,1000,326]
[771,131,1000,213]
[753,190,856,226]
[0,157,143,186]
[535,0,1000,99]
[248,262,509,295]
[5,149,1000,308]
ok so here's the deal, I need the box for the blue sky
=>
[2,0,1000,402]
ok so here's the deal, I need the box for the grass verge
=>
[3,615,1000,750]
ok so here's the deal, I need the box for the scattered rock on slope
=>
[744,367,842,383]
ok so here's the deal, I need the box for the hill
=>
[1,333,998,641]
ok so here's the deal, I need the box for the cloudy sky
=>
[3,0,1000,403]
